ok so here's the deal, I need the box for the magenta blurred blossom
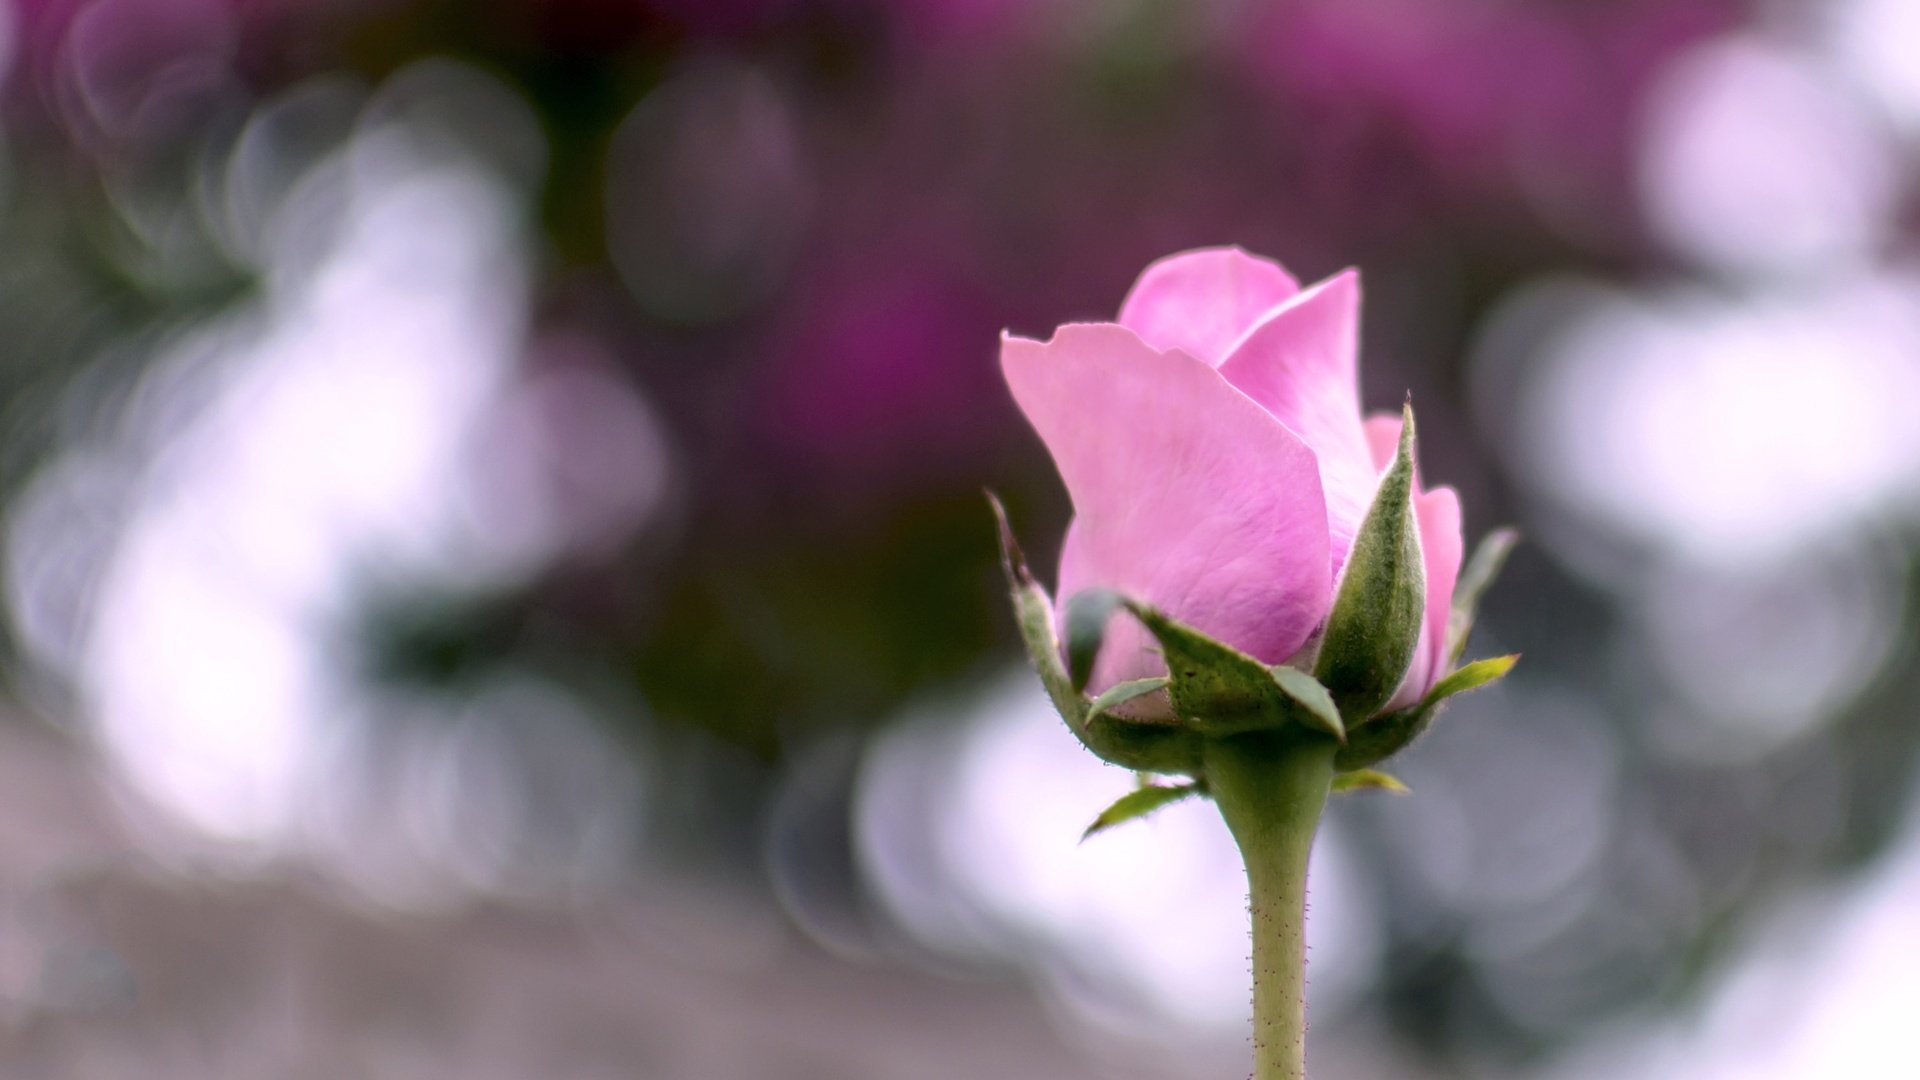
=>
[523,0,1034,46]
[751,253,1006,485]
[6,0,369,147]
[1001,247,1461,699]
[1231,0,1743,201]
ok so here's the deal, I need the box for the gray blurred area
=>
[0,716,1428,1080]
[0,718,1094,1080]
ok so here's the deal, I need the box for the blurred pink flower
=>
[751,250,1008,490]
[1001,247,1461,699]
[1226,0,1741,237]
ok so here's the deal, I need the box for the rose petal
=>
[1364,411,1425,489]
[1001,323,1332,691]
[1364,412,1401,471]
[1117,247,1300,366]
[1217,270,1373,568]
[1385,485,1465,710]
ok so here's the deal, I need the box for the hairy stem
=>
[1205,732,1337,1080]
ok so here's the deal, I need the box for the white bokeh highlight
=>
[1822,0,1920,134]
[1639,37,1897,277]
[1545,793,1920,1080]
[856,672,1380,1046]
[3,65,660,902]
[1493,275,1920,566]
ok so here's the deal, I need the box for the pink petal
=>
[1363,412,1402,471]
[1217,270,1373,569]
[1363,410,1426,490]
[1001,323,1332,692]
[1385,485,1465,711]
[1117,247,1301,366]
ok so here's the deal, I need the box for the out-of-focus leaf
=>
[1082,780,1207,839]
[1332,769,1409,795]
[1448,528,1518,665]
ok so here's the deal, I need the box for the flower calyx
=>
[991,491,1519,831]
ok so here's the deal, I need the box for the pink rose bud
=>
[1000,248,1466,718]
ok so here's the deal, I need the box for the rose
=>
[994,248,1517,1080]
[1000,246,1462,713]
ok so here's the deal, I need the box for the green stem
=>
[1205,732,1337,1080]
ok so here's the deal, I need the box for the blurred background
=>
[0,0,1917,1076]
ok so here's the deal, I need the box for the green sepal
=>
[1334,653,1519,771]
[1089,676,1169,719]
[1085,678,1198,775]
[1331,769,1409,795]
[988,492,1083,723]
[1063,588,1125,693]
[1447,528,1517,665]
[1315,404,1426,724]
[1333,704,1430,771]
[1078,719,1205,775]
[1270,665,1346,741]
[1120,599,1344,742]
[1081,780,1208,840]
[1428,654,1518,702]
[988,494,1202,775]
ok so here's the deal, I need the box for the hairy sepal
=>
[989,494,1201,774]
[1117,598,1344,742]
[1315,404,1425,725]
[1334,653,1518,771]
